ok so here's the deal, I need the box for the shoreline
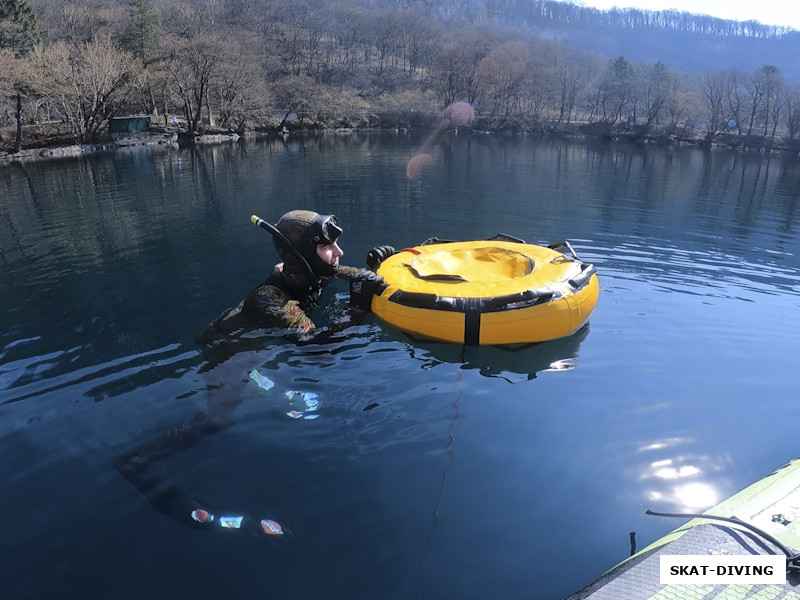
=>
[2,122,800,164]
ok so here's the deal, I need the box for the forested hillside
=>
[2,0,800,153]
[479,0,800,84]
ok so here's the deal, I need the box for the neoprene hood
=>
[274,210,342,278]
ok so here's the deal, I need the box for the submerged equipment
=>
[371,236,599,345]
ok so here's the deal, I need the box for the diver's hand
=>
[349,270,386,313]
[365,245,397,271]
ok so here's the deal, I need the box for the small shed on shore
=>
[108,115,151,134]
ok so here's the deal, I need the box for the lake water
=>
[2,131,799,599]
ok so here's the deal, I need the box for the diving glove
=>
[349,270,386,312]
[365,245,397,271]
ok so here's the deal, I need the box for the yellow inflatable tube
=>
[371,239,599,345]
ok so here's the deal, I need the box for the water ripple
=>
[0,343,199,406]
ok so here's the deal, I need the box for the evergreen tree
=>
[0,0,43,153]
[600,56,635,123]
[123,0,161,64]
[0,0,44,56]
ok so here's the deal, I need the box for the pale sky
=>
[563,0,799,30]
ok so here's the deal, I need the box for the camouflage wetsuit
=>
[201,263,361,342]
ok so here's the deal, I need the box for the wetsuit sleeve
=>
[335,265,362,280]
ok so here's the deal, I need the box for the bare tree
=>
[722,70,744,134]
[700,70,732,143]
[519,41,560,127]
[44,0,125,43]
[212,34,267,130]
[270,73,317,128]
[394,9,438,75]
[596,56,635,124]
[319,2,363,83]
[474,41,528,126]
[25,33,135,141]
[162,32,225,131]
[0,47,23,149]
[545,43,591,125]
[743,70,764,136]
[430,31,488,107]
[639,61,673,129]
[264,0,325,77]
[312,85,370,128]
[768,83,787,139]
[754,65,784,138]
[784,92,800,140]
[664,80,695,131]
[11,0,800,147]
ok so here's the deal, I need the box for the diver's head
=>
[274,210,343,278]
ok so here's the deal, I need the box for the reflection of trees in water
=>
[5,138,798,273]
[579,143,799,247]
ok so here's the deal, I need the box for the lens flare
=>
[405,153,434,180]
[442,101,475,127]
[405,101,475,180]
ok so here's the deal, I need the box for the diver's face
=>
[316,241,343,266]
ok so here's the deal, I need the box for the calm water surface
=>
[2,132,799,599]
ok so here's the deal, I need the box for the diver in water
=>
[115,210,396,538]
[202,209,395,344]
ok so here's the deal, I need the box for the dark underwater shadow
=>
[377,323,591,384]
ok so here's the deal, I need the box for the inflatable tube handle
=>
[548,241,579,260]
[486,233,526,244]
